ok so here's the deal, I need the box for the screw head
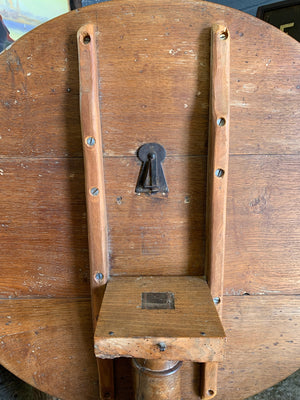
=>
[95,272,103,282]
[217,117,226,127]
[148,152,156,160]
[215,169,225,178]
[213,297,221,305]
[90,187,99,196]
[157,342,166,352]
[219,31,228,40]
[86,136,96,146]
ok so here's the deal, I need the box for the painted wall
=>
[0,0,69,40]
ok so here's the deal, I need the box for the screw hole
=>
[215,169,225,178]
[83,34,91,44]
[219,30,228,40]
[86,136,96,146]
[217,117,226,127]
[208,389,215,396]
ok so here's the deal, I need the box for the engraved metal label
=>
[142,292,175,310]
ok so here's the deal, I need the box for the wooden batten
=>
[206,23,230,316]
[77,24,114,400]
[202,24,230,400]
[77,23,109,318]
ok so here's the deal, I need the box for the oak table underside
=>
[0,1,299,399]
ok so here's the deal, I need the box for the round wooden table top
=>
[0,1,299,399]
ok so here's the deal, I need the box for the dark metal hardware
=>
[135,143,168,194]
[141,292,175,310]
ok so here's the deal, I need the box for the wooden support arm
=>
[206,23,230,317]
[77,23,109,316]
[202,24,230,400]
[77,23,114,400]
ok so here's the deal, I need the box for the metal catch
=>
[135,143,168,194]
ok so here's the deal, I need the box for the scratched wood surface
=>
[1,155,299,297]
[0,296,298,399]
[0,299,98,400]
[0,1,299,399]
[94,277,225,361]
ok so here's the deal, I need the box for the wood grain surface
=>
[0,4,299,158]
[206,23,230,317]
[77,23,114,399]
[0,299,98,400]
[1,155,298,298]
[115,294,300,400]
[94,276,225,361]
[1,296,297,400]
[0,0,299,399]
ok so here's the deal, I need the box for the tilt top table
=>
[0,1,299,399]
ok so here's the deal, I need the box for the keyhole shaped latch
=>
[135,143,168,194]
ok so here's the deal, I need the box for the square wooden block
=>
[94,276,225,362]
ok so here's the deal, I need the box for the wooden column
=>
[202,24,230,400]
[77,24,114,400]
[133,359,182,400]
